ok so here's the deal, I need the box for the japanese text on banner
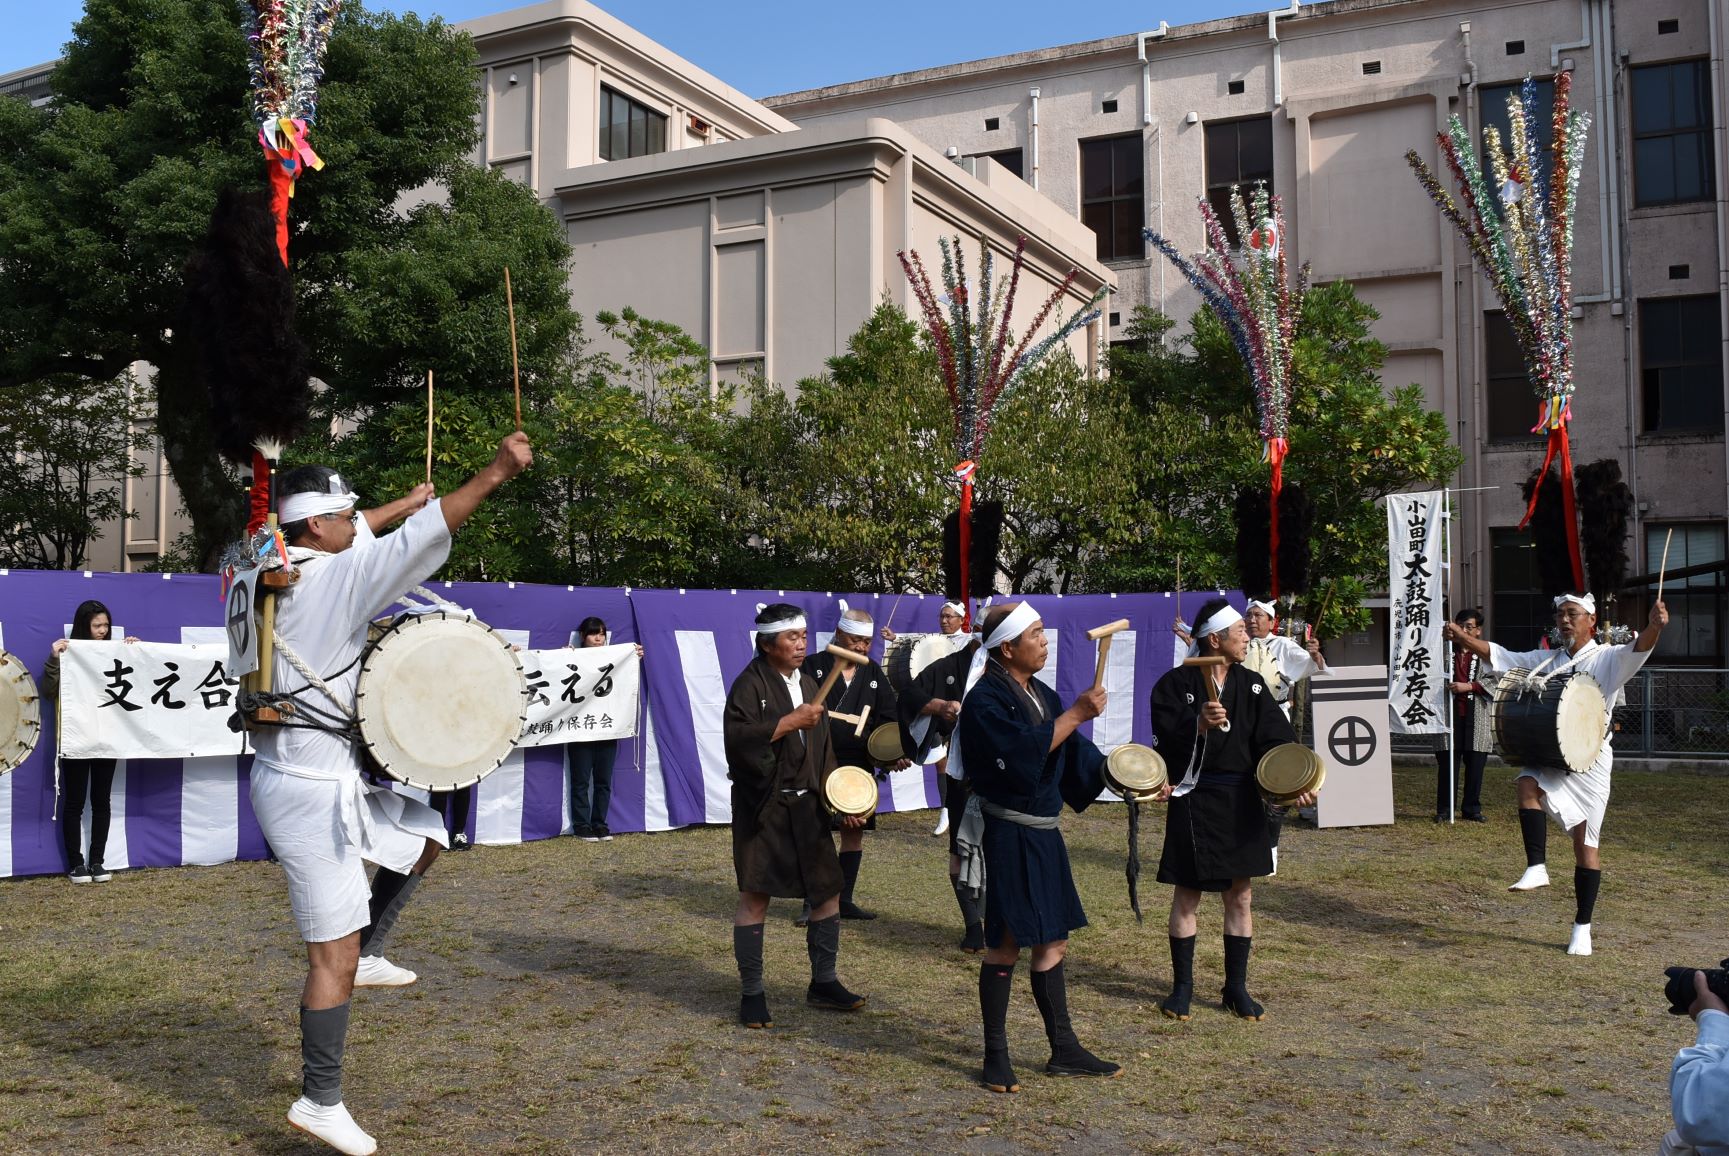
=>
[516,643,640,747]
[58,641,247,758]
[1387,491,1447,734]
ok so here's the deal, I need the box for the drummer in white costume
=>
[1445,592,1668,957]
[252,433,532,1156]
[1241,599,1327,717]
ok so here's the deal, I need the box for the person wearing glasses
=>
[253,435,532,1156]
[1445,591,1668,958]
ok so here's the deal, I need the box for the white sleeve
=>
[1596,641,1654,698]
[1672,1010,1729,1150]
[1486,643,1551,675]
[317,500,454,632]
[1275,636,1320,682]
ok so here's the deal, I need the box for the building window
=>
[1641,295,1724,434]
[1204,116,1273,244]
[1490,527,1549,651]
[970,148,1024,180]
[599,86,667,162]
[1485,311,1541,441]
[1632,60,1715,206]
[1080,133,1144,262]
[1646,523,1725,662]
[1479,79,1554,185]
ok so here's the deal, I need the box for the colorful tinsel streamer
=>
[237,1,342,263]
[1145,186,1308,596]
[1405,73,1590,587]
[898,236,1107,620]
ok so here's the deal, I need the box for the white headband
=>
[835,615,873,637]
[941,601,966,617]
[1193,605,1243,644]
[1554,593,1596,614]
[982,601,1041,650]
[754,603,806,635]
[1247,599,1278,619]
[279,484,359,526]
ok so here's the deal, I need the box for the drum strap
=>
[270,627,356,723]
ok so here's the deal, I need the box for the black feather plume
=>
[1520,466,1575,597]
[1234,485,1273,601]
[943,509,962,601]
[1273,483,1316,596]
[1574,458,1634,598]
[969,500,1004,598]
[180,187,311,465]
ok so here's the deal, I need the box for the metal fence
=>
[1376,668,1729,761]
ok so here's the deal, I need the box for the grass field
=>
[0,761,1722,1154]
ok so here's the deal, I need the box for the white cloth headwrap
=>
[835,599,873,637]
[1185,605,1244,658]
[941,601,966,617]
[948,603,1043,783]
[1554,593,1596,615]
[1247,599,1279,619]
[279,474,359,526]
[754,602,806,635]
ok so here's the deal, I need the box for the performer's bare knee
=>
[1516,776,1544,807]
[734,891,770,925]
[413,837,441,873]
[1030,940,1068,971]
[983,927,1020,965]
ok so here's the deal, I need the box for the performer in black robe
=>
[891,627,985,949]
[1149,596,1310,1023]
[799,605,904,921]
[956,601,1120,1093]
[724,603,868,1030]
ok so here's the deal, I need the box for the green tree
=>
[0,1,569,568]
[0,373,147,569]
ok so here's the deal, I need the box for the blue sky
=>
[3,0,1268,98]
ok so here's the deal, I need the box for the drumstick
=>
[425,370,434,485]
[504,265,522,432]
[811,644,867,707]
[1656,527,1674,603]
[1183,655,1231,731]
[884,589,906,632]
[1087,618,1131,691]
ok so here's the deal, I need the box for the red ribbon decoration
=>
[954,461,976,630]
[1267,437,1288,600]
[1516,402,1586,591]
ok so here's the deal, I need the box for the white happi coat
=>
[1484,637,1653,848]
[1243,633,1323,717]
[250,502,454,942]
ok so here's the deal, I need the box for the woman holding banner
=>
[41,599,138,884]
[570,616,642,842]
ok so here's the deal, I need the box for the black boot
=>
[1161,935,1196,1021]
[838,850,875,919]
[1518,807,1548,868]
[978,962,1019,1093]
[1032,962,1121,1077]
[805,915,865,1010]
[299,1003,351,1106]
[953,877,985,951]
[734,924,772,1028]
[358,868,422,958]
[1221,934,1264,1020]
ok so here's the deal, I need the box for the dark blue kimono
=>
[959,662,1108,949]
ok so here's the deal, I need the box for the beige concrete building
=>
[766,0,1729,662]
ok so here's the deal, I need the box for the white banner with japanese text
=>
[58,640,248,759]
[516,643,640,747]
[1387,491,1447,734]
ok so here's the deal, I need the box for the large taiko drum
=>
[0,652,42,774]
[883,631,969,691]
[355,612,528,792]
[1490,669,1607,775]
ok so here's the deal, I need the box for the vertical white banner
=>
[1387,491,1447,734]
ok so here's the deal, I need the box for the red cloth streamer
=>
[267,162,293,268]
[1516,415,1586,591]
[246,449,271,537]
[1267,437,1288,600]
[958,475,974,631]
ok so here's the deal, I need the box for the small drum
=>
[0,652,42,774]
[1256,743,1325,803]
[1490,669,1607,774]
[865,722,904,767]
[823,765,879,818]
[1104,743,1167,801]
[355,612,528,792]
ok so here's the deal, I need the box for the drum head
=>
[356,614,528,792]
[1105,743,1167,799]
[865,723,903,766]
[1256,742,1323,800]
[0,652,42,774]
[1555,672,1608,773]
[825,765,879,817]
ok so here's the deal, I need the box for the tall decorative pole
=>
[898,236,1106,623]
